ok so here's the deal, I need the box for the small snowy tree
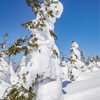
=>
[85,56,90,66]
[60,52,67,67]
[95,55,100,68]
[4,0,63,100]
[0,52,10,83]
[0,34,18,99]
[67,41,85,81]
[95,55,100,62]
[80,50,85,62]
[87,54,98,72]
[0,33,10,84]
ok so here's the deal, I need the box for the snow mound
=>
[36,80,63,100]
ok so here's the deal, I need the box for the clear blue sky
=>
[0,0,100,59]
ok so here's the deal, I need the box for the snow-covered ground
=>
[63,70,100,100]
[0,67,100,100]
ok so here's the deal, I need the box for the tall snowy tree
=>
[4,0,63,100]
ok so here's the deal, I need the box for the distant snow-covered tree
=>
[95,55,100,62]
[80,50,85,62]
[67,41,86,81]
[86,54,99,72]
[95,55,100,68]
[60,52,67,67]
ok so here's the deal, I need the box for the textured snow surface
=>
[0,57,11,99]
[0,58,18,99]
[63,70,100,100]
[9,63,18,85]
[0,58,10,83]
[0,80,11,99]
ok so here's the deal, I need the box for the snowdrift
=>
[63,70,100,100]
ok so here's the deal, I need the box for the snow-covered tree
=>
[4,0,63,100]
[86,54,99,72]
[0,35,9,82]
[95,55,100,62]
[80,50,85,62]
[67,41,86,81]
[0,55,10,98]
[60,52,67,67]
[95,55,100,68]
[0,52,10,83]
[85,56,90,66]
[0,34,19,99]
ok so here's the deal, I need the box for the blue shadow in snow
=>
[62,81,71,94]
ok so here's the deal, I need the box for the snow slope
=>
[63,70,100,100]
[0,80,11,99]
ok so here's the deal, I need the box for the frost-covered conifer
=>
[0,52,10,83]
[80,51,85,62]
[67,41,85,81]
[4,0,63,100]
[0,51,11,99]
[87,54,98,72]
[95,56,100,68]
[0,34,11,98]
[0,34,19,99]
[60,52,67,67]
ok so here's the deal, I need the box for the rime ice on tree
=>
[0,52,11,99]
[67,41,85,81]
[4,0,64,100]
[0,52,10,83]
